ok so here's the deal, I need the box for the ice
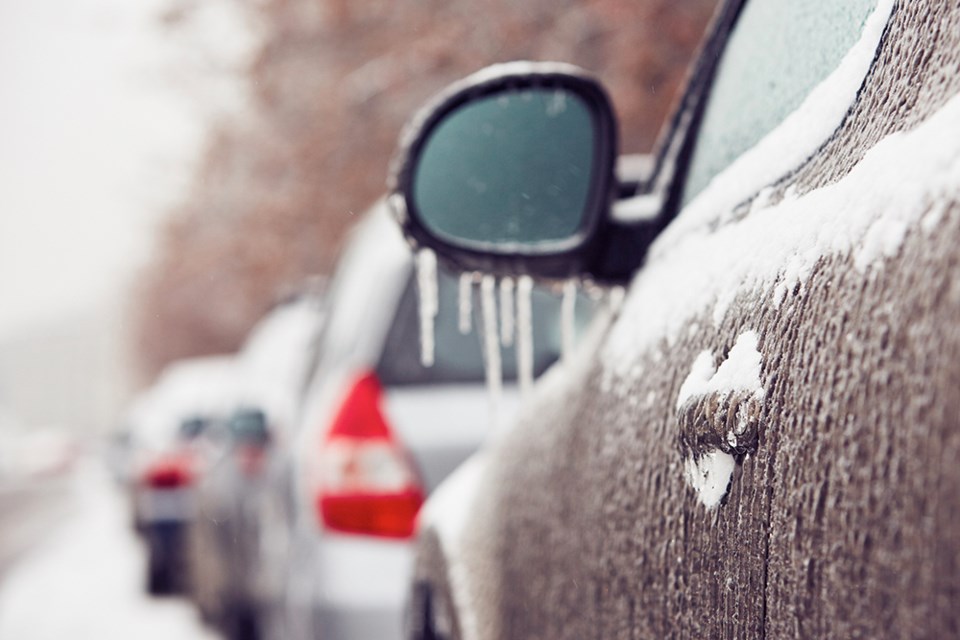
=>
[480,275,502,415]
[561,280,577,361]
[458,272,473,335]
[416,248,438,367]
[515,275,535,397]
[499,277,515,347]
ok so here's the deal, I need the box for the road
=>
[0,462,220,640]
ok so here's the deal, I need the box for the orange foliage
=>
[134,0,717,377]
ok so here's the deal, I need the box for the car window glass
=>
[681,0,879,204]
[377,270,593,386]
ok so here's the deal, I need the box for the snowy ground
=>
[0,463,220,640]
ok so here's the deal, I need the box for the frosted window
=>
[681,0,879,203]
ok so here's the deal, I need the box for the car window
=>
[377,270,591,386]
[681,0,879,204]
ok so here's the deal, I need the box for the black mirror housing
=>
[388,62,618,281]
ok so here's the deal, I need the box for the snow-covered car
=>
[386,0,960,637]
[188,291,324,639]
[125,355,237,594]
[253,202,584,640]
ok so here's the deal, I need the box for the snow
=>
[515,276,535,397]
[675,331,764,410]
[128,356,237,451]
[0,464,219,640]
[416,248,439,367]
[480,276,503,419]
[650,0,894,247]
[683,450,736,510]
[604,60,960,377]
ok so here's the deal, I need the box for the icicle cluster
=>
[416,249,438,367]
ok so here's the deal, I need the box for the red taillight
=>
[314,372,424,539]
[142,452,194,489]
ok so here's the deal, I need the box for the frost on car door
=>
[431,1,960,639]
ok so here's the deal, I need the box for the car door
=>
[417,0,960,638]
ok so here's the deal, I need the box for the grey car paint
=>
[410,1,960,638]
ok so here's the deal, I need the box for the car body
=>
[393,0,960,637]
[188,292,324,638]
[125,355,237,594]
[253,203,579,640]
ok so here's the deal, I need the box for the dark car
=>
[387,0,960,637]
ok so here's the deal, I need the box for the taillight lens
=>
[142,452,194,489]
[315,372,424,539]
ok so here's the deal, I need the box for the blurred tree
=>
[135,0,717,378]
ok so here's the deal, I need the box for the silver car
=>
[254,203,580,640]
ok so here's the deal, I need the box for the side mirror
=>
[388,62,618,280]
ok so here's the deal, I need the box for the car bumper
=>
[135,487,196,524]
[309,533,413,640]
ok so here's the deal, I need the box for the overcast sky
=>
[0,0,253,338]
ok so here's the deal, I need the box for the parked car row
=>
[119,0,960,637]
[116,202,588,639]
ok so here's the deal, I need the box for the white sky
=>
[0,0,254,338]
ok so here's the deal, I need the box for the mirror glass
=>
[413,87,596,249]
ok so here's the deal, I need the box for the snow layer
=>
[651,0,894,249]
[0,465,218,640]
[675,331,764,410]
[604,80,960,375]
[684,450,736,510]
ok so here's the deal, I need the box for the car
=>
[125,355,237,594]
[188,291,325,639]
[252,202,588,640]
[386,0,960,637]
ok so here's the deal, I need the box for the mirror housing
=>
[388,62,618,281]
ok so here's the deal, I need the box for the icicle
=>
[499,277,515,347]
[416,249,438,367]
[515,275,534,397]
[458,272,473,335]
[480,275,502,418]
[561,280,577,361]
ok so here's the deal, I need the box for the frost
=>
[458,272,473,335]
[561,280,577,361]
[499,277,515,347]
[684,450,736,509]
[608,286,626,311]
[480,275,502,414]
[416,249,438,367]
[675,351,717,410]
[651,0,895,247]
[515,275,535,397]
